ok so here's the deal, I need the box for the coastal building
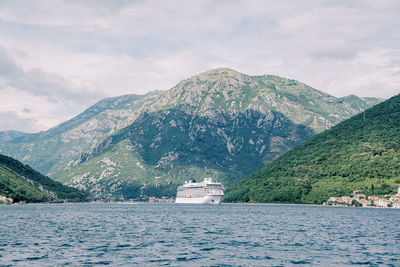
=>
[352,191,366,200]
[358,199,370,207]
[396,187,400,197]
[375,198,389,208]
[327,197,343,203]
[392,202,400,209]
[354,194,366,200]
[389,195,400,203]
[341,196,353,204]
[149,196,174,203]
[368,195,379,202]
[326,185,400,208]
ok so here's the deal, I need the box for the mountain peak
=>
[147,68,383,133]
[190,68,246,82]
[201,67,242,75]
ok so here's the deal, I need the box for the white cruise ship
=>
[175,178,225,204]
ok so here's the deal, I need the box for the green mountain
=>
[225,94,400,204]
[0,92,160,175]
[0,154,87,203]
[52,69,382,200]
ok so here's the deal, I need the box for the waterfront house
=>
[352,191,366,199]
[389,195,400,203]
[358,199,370,207]
[341,196,353,204]
[368,195,379,202]
[326,187,400,208]
[354,194,366,200]
[328,197,343,203]
[392,202,400,209]
[375,198,389,207]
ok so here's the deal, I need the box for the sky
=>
[0,0,399,132]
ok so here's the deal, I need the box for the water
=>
[1,203,400,266]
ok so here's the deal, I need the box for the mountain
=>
[225,94,400,204]
[142,69,380,133]
[0,91,160,175]
[0,154,87,203]
[54,107,314,199]
[0,130,26,142]
[52,68,383,200]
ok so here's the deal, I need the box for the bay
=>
[1,203,399,266]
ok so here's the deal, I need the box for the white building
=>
[392,202,400,209]
[375,198,389,208]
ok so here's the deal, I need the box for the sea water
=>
[1,203,399,266]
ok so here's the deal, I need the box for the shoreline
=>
[223,202,400,209]
[2,201,400,210]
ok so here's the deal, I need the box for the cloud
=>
[0,46,106,132]
[0,0,399,132]
[0,84,89,132]
[307,40,360,61]
[0,111,38,132]
[0,45,101,102]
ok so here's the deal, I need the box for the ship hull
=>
[175,195,224,204]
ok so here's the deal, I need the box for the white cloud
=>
[0,111,38,132]
[0,0,399,132]
[0,46,105,132]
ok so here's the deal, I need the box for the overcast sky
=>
[0,0,399,132]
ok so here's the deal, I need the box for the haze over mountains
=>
[0,92,160,174]
[0,68,383,200]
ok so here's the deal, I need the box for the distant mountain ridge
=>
[45,68,383,200]
[225,94,400,204]
[0,153,87,203]
[0,130,26,142]
[0,91,161,174]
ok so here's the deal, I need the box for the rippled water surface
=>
[1,203,400,266]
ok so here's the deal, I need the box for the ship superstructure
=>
[175,178,225,204]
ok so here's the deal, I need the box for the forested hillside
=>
[0,154,88,203]
[225,94,400,204]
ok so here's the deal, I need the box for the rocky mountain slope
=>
[225,94,400,204]
[143,69,380,133]
[52,68,382,200]
[55,107,314,199]
[0,154,87,203]
[0,92,160,174]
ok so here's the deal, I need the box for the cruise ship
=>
[175,178,225,204]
